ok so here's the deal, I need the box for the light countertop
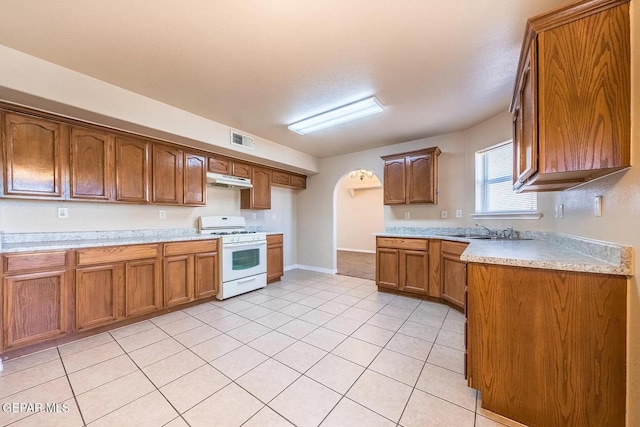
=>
[375,230,632,276]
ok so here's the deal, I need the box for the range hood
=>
[206,172,253,189]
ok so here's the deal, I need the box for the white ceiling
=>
[0,0,567,159]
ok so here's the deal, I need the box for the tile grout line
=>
[56,346,88,427]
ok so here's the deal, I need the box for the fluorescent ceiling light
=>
[288,96,383,135]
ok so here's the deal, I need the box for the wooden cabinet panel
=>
[441,254,466,308]
[290,175,306,189]
[376,248,399,290]
[232,161,251,178]
[377,237,428,251]
[267,234,284,284]
[208,157,231,175]
[195,252,218,299]
[76,265,120,331]
[407,154,436,204]
[152,144,183,205]
[115,136,150,203]
[2,112,66,198]
[467,263,626,427]
[382,147,440,205]
[4,251,67,273]
[77,244,159,266]
[241,166,271,210]
[164,240,217,257]
[164,256,192,307]
[382,158,405,204]
[183,152,206,206]
[271,171,290,186]
[511,1,630,192]
[3,270,68,349]
[125,259,161,317]
[70,127,114,200]
[399,250,428,294]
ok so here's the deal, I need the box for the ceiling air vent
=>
[230,131,255,150]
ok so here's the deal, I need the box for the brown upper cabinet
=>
[381,147,440,205]
[183,152,207,206]
[115,136,151,203]
[511,0,630,192]
[70,127,114,201]
[2,112,67,199]
[241,165,272,210]
[271,170,307,190]
[1,106,304,207]
[208,156,251,179]
[152,144,183,205]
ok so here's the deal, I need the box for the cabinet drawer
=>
[3,251,67,274]
[164,240,218,256]
[377,237,428,251]
[77,244,159,265]
[442,241,468,256]
[267,234,283,245]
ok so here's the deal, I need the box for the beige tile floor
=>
[0,269,525,427]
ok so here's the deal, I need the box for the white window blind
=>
[475,141,536,213]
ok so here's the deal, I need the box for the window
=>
[475,141,537,215]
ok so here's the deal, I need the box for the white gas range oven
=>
[198,215,267,300]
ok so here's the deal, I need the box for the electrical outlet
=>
[555,204,564,219]
[455,209,463,218]
[272,213,277,220]
[404,211,410,219]
[57,207,68,219]
[159,210,166,219]
[441,210,448,219]
[252,213,257,220]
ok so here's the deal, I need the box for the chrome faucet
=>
[475,223,499,236]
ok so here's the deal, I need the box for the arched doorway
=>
[333,169,383,280]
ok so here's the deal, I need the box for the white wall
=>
[336,174,383,252]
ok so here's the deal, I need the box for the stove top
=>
[215,231,257,235]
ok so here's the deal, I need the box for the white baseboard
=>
[286,264,337,274]
[336,248,376,254]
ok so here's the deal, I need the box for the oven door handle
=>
[223,241,266,248]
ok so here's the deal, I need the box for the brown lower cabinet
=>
[75,244,162,331]
[267,234,284,283]
[1,238,220,355]
[163,240,219,306]
[466,263,626,427]
[376,237,429,294]
[440,241,468,310]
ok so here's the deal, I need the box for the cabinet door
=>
[152,144,183,204]
[70,127,114,200]
[271,170,290,186]
[76,264,121,331]
[383,158,406,204]
[115,136,150,203]
[164,255,193,307]
[209,157,231,174]
[125,259,161,317]
[376,248,399,289]
[232,161,251,178]
[3,270,68,349]
[399,250,429,294]
[538,5,630,174]
[194,252,218,299]
[441,254,466,309]
[2,113,66,198]
[241,166,271,209]
[183,152,206,206]
[406,154,436,204]
[514,39,538,185]
[267,237,284,284]
[290,175,306,189]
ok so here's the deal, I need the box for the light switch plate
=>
[455,209,463,218]
[594,196,602,217]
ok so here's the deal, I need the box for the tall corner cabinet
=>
[511,0,630,192]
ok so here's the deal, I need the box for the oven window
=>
[232,248,260,270]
